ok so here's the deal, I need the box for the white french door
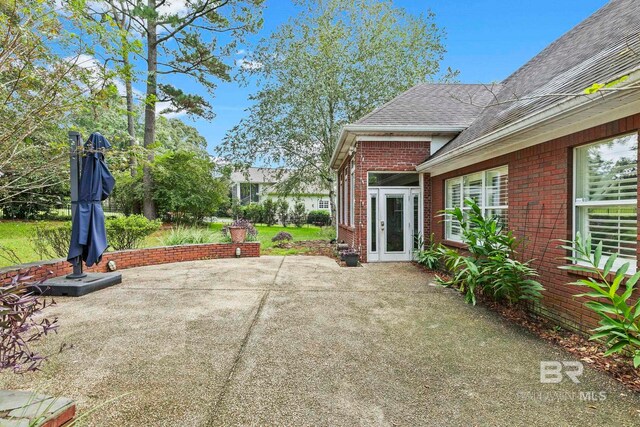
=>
[368,188,420,262]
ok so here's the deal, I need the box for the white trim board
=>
[356,135,431,142]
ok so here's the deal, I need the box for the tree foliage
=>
[219,0,451,216]
[152,150,228,223]
[0,0,108,204]
[106,0,265,219]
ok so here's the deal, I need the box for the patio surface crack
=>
[207,256,285,423]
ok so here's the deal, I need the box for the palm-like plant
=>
[560,232,640,367]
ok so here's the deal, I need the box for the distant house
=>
[230,167,332,213]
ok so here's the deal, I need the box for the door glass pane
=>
[370,195,377,253]
[386,195,404,252]
[413,194,419,250]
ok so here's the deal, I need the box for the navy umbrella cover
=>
[67,132,116,267]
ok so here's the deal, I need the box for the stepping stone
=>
[0,390,75,427]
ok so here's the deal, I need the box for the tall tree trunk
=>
[142,0,157,220]
[329,184,337,225]
[124,57,136,177]
[124,60,142,215]
[325,171,337,226]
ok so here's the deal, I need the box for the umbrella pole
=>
[67,131,86,279]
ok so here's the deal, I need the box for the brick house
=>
[331,0,640,328]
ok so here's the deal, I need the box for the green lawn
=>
[0,220,65,267]
[0,220,335,267]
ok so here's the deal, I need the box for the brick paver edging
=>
[0,242,261,284]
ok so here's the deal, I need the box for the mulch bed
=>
[268,241,360,267]
[415,263,640,393]
[268,240,337,258]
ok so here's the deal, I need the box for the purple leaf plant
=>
[1,272,58,373]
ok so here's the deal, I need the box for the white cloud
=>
[157,0,189,17]
[235,58,263,71]
[236,49,246,56]
[156,103,186,118]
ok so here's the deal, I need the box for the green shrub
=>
[106,215,161,250]
[231,199,244,220]
[262,199,277,226]
[271,231,293,248]
[307,209,331,226]
[31,222,72,259]
[560,232,640,367]
[277,199,290,227]
[438,199,543,305]
[161,226,216,246]
[112,171,143,216]
[414,233,442,271]
[152,151,229,223]
[290,202,307,227]
[243,203,263,224]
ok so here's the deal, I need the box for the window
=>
[350,159,355,226]
[240,183,260,205]
[574,133,638,271]
[318,199,329,209]
[368,172,419,186]
[338,172,342,224]
[444,166,508,241]
[342,170,348,225]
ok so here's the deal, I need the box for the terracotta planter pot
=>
[229,226,247,243]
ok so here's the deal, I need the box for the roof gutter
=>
[417,68,640,174]
[330,124,467,170]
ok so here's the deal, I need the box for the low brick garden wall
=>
[0,242,260,284]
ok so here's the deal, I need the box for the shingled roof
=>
[355,83,498,128]
[432,0,640,159]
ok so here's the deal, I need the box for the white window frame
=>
[350,159,355,226]
[573,133,638,273]
[444,166,509,242]
[342,170,348,225]
[338,172,343,224]
[318,199,329,209]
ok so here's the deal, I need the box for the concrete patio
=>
[2,256,640,426]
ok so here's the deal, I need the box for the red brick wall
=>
[0,243,260,285]
[430,114,640,330]
[337,141,430,261]
[337,154,355,247]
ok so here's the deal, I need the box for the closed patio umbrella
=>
[67,132,115,268]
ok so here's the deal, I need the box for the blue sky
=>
[173,0,608,155]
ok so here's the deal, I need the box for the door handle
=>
[380,220,385,230]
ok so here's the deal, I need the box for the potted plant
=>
[224,219,257,243]
[340,248,359,267]
[229,226,247,243]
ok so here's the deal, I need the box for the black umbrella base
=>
[40,273,122,297]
